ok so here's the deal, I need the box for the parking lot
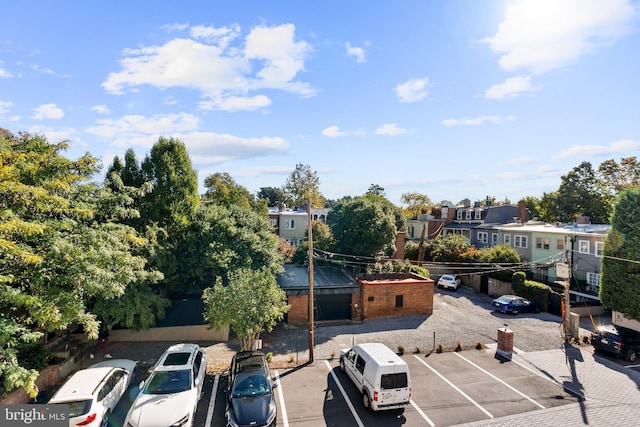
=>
[108,345,579,427]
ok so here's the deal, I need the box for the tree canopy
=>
[283,163,325,208]
[599,186,640,320]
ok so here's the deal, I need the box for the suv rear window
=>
[163,352,191,366]
[380,373,408,389]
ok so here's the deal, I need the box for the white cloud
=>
[0,100,14,114]
[91,105,110,114]
[394,77,429,103]
[507,157,535,166]
[161,22,189,32]
[345,42,366,63]
[442,115,515,126]
[186,132,289,164]
[32,103,64,120]
[482,0,637,73]
[102,23,315,110]
[554,139,640,160]
[198,94,271,111]
[484,76,537,100]
[375,123,407,136]
[321,125,365,138]
[86,112,200,139]
[0,61,14,78]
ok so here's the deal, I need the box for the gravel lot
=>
[260,286,600,363]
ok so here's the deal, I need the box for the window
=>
[381,373,408,389]
[477,232,488,244]
[579,240,590,254]
[491,234,498,245]
[355,356,366,374]
[586,272,600,293]
[474,209,482,220]
[395,295,403,308]
[408,225,415,239]
[504,234,511,245]
[514,235,528,248]
[557,239,564,250]
[595,241,604,257]
[465,210,472,220]
[536,238,550,250]
[457,210,464,220]
[270,218,277,227]
[285,219,295,229]
[368,296,374,302]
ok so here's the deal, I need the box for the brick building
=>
[356,273,434,319]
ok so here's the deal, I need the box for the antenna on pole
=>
[307,200,315,362]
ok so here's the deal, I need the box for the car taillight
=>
[373,391,378,401]
[76,413,97,426]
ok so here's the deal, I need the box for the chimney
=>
[576,215,590,224]
[518,200,526,224]
[394,232,406,260]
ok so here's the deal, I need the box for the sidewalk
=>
[456,344,640,426]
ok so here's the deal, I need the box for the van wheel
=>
[363,391,372,410]
[626,349,637,362]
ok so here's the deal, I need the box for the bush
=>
[18,344,53,371]
[397,345,405,355]
[455,341,462,352]
[436,343,444,353]
[266,352,273,362]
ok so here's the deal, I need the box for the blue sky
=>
[1,0,639,206]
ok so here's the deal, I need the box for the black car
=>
[226,350,277,427]
[591,325,640,362]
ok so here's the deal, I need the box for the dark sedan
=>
[491,295,540,315]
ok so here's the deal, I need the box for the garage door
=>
[314,294,352,321]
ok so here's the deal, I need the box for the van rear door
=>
[378,368,410,405]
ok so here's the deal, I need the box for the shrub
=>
[266,352,273,362]
[475,341,483,350]
[436,343,444,353]
[414,347,421,354]
[455,341,462,352]
[397,345,405,355]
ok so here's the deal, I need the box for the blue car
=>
[491,295,540,315]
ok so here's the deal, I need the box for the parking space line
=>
[454,353,545,409]
[274,371,289,427]
[413,355,493,420]
[323,361,365,427]
[205,374,219,427]
[410,399,436,427]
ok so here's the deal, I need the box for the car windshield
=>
[232,372,270,398]
[441,275,454,281]
[495,296,514,304]
[144,370,191,394]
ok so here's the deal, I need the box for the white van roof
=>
[355,343,405,366]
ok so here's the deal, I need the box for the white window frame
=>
[474,209,482,220]
[503,234,511,245]
[595,241,604,257]
[477,231,488,244]
[586,272,600,293]
[491,233,499,245]
[556,239,564,250]
[465,210,472,220]
[579,240,590,254]
[270,218,277,227]
[514,235,528,248]
[457,210,464,220]
[285,219,295,229]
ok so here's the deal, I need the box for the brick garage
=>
[357,273,434,319]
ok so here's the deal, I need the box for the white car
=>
[437,274,461,291]
[48,359,137,427]
[124,343,207,427]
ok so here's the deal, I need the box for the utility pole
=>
[417,223,426,265]
[307,201,315,362]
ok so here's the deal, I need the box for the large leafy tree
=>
[140,137,199,228]
[599,186,640,320]
[202,172,254,209]
[0,130,161,396]
[283,163,325,208]
[401,191,433,218]
[159,203,284,297]
[256,186,289,207]
[326,197,397,257]
[428,234,476,262]
[556,161,609,223]
[203,267,289,351]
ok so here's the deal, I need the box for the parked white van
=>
[339,343,411,411]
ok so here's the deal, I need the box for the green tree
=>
[256,186,289,207]
[0,130,162,396]
[477,244,522,281]
[600,186,640,320]
[326,197,396,257]
[202,172,254,209]
[556,162,609,223]
[366,184,386,196]
[429,234,475,262]
[158,203,284,296]
[283,163,325,208]
[140,136,199,228]
[203,268,289,351]
[400,192,433,218]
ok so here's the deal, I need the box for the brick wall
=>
[287,294,309,325]
[359,275,434,319]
